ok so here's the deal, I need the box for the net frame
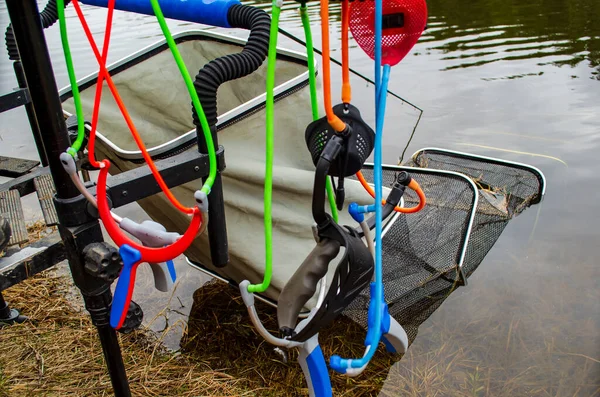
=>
[342,148,545,343]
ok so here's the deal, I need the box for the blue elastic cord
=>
[330,0,388,371]
[331,65,391,372]
[341,0,387,368]
[374,0,383,115]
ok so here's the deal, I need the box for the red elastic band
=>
[97,161,202,263]
[72,0,194,215]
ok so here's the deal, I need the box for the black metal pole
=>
[5,0,77,200]
[0,291,27,325]
[5,1,131,395]
[13,61,49,167]
[0,293,11,319]
[60,222,131,397]
[196,125,229,267]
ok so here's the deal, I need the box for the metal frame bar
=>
[412,147,547,201]
[0,88,30,113]
[0,167,49,197]
[103,147,225,209]
[0,233,65,291]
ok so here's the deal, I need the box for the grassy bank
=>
[0,269,398,396]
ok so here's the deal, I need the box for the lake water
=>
[1,0,599,395]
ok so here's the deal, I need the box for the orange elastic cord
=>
[97,161,201,263]
[72,0,194,215]
[320,0,346,133]
[356,172,426,213]
[341,0,351,104]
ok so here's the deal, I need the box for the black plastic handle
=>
[277,238,341,335]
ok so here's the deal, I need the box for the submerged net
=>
[343,149,544,343]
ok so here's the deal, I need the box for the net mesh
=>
[349,0,428,65]
[342,149,544,343]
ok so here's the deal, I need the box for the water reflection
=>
[421,0,600,79]
[1,0,599,395]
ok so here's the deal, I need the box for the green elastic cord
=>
[300,4,339,223]
[247,2,281,294]
[57,0,85,157]
[150,0,217,194]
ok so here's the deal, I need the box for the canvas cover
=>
[62,32,545,342]
[62,36,383,307]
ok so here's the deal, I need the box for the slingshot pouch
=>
[305,103,375,177]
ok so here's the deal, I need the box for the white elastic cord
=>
[239,276,327,348]
[63,155,123,224]
[198,212,209,236]
[343,345,370,377]
[239,280,302,348]
[360,221,375,258]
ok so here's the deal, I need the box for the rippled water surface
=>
[1,0,599,395]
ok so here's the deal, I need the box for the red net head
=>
[349,0,428,66]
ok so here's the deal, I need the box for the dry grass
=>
[1,266,598,397]
[0,272,252,396]
[0,271,400,397]
[0,226,597,396]
[25,221,55,243]
[181,280,400,397]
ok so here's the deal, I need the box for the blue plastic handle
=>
[305,345,332,397]
[166,259,176,282]
[110,245,142,329]
[299,339,332,397]
[79,0,240,28]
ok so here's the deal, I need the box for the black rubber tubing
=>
[5,0,71,61]
[192,4,270,130]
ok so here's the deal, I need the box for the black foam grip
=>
[192,4,270,130]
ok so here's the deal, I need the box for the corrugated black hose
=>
[192,4,270,131]
[5,0,71,61]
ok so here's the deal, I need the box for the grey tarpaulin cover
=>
[62,32,383,307]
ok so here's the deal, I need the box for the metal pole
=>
[13,61,49,167]
[60,222,132,397]
[0,291,27,325]
[5,0,77,200]
[196,126,229,267]
[5,1,131,395]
